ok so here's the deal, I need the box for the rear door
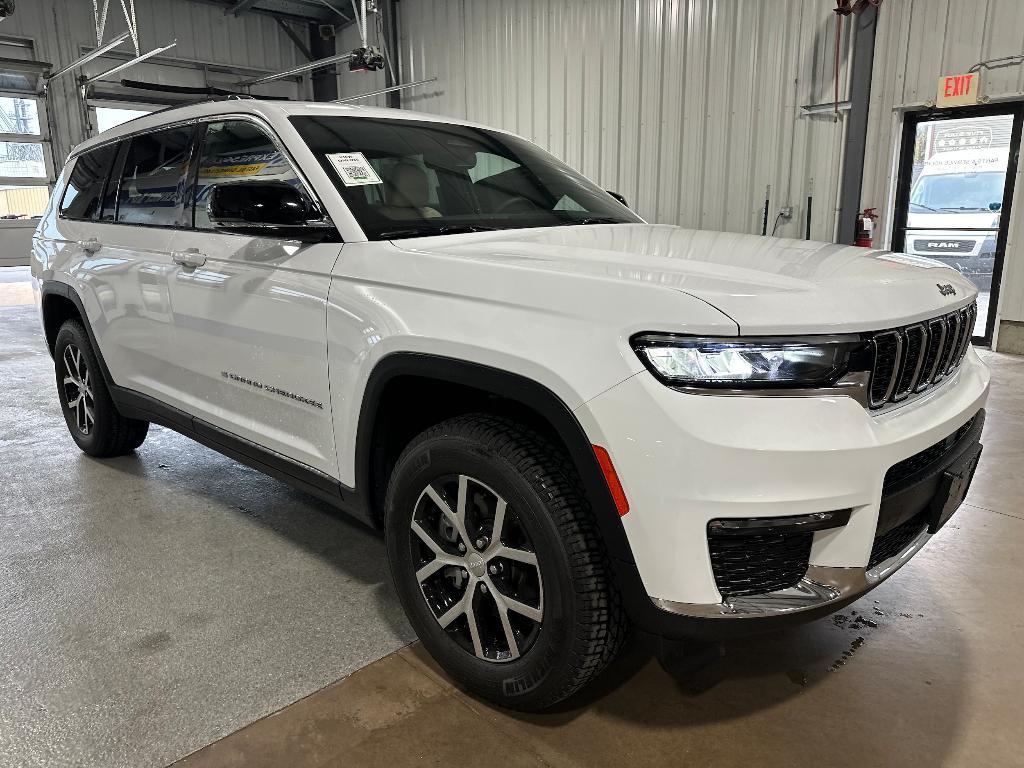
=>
[164,118,341,477]
[51,126,195,398]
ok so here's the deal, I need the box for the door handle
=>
[77,238,102,253]
[172,248,207,269]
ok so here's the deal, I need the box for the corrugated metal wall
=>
[863,0,1024,346]
[395,0,854,241]
[1,0,305,168]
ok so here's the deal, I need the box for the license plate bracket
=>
[927,444,983,534]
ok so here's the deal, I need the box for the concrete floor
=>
[3,265,1024,767]
[0,268,414,767]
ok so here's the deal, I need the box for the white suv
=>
[31,100,988,710]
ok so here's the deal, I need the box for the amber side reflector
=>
[593,445,629,517]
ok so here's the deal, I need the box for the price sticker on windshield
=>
[326,152,382,186]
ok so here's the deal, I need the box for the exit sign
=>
[937,72,981,107]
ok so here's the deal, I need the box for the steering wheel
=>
[495,195,541,214]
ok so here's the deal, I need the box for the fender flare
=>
[354,354,639,549]
[39,280,118,385]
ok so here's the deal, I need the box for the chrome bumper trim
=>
[652,527,932,619]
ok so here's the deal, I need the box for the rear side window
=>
[116,126,195,227]
[59,143,120,220]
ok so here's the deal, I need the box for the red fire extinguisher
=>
[855,208,878,247]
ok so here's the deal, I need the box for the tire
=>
[385,414,627,711]
[54,319,149,457]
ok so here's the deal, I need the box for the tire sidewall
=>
[386,434,580,708]
[54,322,108,454]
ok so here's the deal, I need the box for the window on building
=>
[0,95,49,218]
[94,105,154,134]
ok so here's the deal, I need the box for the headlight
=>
[631,334,867,388]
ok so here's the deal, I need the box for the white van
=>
[905,148,1007,289]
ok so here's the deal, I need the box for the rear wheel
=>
[54,319,149,457]
[385,414,627,711]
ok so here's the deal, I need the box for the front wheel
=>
[385,414,627,711]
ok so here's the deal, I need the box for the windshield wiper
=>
[559,217,627,226]
[910,202,940,212]
[379,224,499,239]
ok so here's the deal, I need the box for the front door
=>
[165,118,342,477]
[892,104,1023,344]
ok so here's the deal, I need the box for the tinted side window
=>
[100,142,126,222]
[117,126,194,227]
[59,143,120,220]
[193,120,303,230]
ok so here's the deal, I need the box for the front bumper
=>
[575,346,989,637]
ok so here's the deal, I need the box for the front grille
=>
[868,512,927,569]
[882,415,977,494]
[868,303,976,409]
[913,238,974,254]
[707,529,812,598]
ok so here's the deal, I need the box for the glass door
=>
[892,104,1023,344]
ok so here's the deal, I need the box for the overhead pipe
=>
[333,76,437,103]
[239,51,355,86]
[48,30,131,82]
[81,41,179,86]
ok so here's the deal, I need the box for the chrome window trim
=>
[58,111,336,236]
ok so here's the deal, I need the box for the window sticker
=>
[326,152,382,186]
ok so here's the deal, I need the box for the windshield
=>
[289,115,641,239]
[909,170,1005,212]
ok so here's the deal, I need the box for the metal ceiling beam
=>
[181,0,357,25]
[227,0,260,16]
[275,18,313,61]
[317,0,353,22]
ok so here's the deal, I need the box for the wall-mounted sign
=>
[936,73,981,107]
[933,125,993,151]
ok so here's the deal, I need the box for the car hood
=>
[391,224,977,335]
[906,211,999,229]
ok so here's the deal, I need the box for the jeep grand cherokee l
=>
[31,100,987,710]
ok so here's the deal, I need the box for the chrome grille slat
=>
[869,331,902,408]
[941,311,963,376]
[932,316,951,385]
[893,324,926,401]
[957,305,975,363]
[868,303,975,411]
[916,319,944,393]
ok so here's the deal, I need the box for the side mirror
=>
[208,182,338,241]
[989,202,1002,212]
[607,190,629,208]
